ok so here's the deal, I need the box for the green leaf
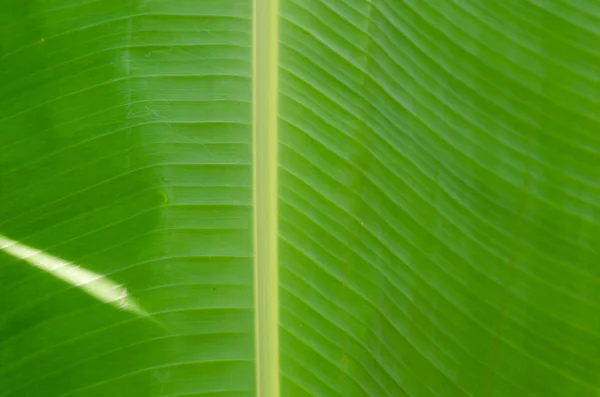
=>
[1,1,255,396]
[1,1,599,397]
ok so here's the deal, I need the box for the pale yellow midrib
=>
[253,0,279,395]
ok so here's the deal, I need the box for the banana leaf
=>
[1,0,599,396]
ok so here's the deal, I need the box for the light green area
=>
[277,0,600,396]
[1,0,600,396]
[253,0,280,395]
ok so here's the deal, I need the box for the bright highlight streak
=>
[0,235,146,316]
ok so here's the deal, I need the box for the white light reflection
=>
[0,235,146,317]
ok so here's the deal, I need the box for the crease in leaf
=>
[0,235,147,317]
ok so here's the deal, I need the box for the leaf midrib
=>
[253,0,280,395]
